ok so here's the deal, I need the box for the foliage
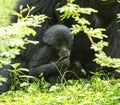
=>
[0,2,47,84]
[0,7,47,67]
[0,0,17,25]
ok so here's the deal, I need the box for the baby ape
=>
[0,24,73,93]
[0,0,72,93]
[28,24,74,84]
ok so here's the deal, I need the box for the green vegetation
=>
[0,76,120,105]
[0,0,120,105]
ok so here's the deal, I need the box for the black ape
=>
[11,0,74,84]
[90,1,120,62]
[70,0,120,78]
[68,0,95,78]
[92,0,120,57]
[90,0,120,28]
[28,24,73,84]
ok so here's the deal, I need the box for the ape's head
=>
[43,24,74,57]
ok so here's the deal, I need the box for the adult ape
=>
[71,0,120,76]
[69,0,120,78]
[103,19,120,78]
[90,1,120,55]
[28,24,74,84]
[68,0,96,78]
[90,0,120,28]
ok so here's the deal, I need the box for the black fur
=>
[90,0,119,28]
[0,66,12,94]
[90,0,120,70]
[70,0,120,78]
[28,24,74,84]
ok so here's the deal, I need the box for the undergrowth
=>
[0,74,120,105]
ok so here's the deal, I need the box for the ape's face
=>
[43,24,74,58]
[43,31,73,58]
[96,0,116,4]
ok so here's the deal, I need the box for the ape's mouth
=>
[58,47,70,58]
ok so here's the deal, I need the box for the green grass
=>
[0,76,120,105]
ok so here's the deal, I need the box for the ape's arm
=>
[29,58,69,77]
[28,45,70,77]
